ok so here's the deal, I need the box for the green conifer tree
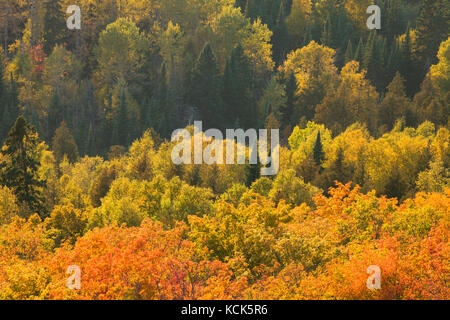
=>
[344,40,354,64]
[415,0,449,67]
[0,116,46,217]
[313,130,325,166]
[188,43,223,129]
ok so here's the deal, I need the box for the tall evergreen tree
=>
[280,72,296,127]
[113,89,129,147]
[188,43,223,129]
[400,29,423,96]
[222,45,252,128]
[1,73,19,143]
[0,58,4,101]
[42,0,66,54]
[363,31,377,83]
[354,38,364,63]
[272,1,291,66]
[85,123,95,156]
[47,90,63,142]
[415,0,449,68]
[313,130,325,166]
[0,61,6,141]
[344,40,353,64]
[0,116,46,218]
[156,63,170,137]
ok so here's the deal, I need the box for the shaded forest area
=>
[0,0,449,300]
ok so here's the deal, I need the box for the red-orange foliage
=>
[45,220,247,300]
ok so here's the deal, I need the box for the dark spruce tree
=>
[222,45,252,128]
[272,0,291,66]
[400,28,424,96]
[1,73,20,143]
[0,58,4,102]
[353,38,364,64]
[112,89,129,147]
[156,63,171,138]
[344,40,353,64]
[415,0,449,68]
[0,61,6,141]
[313,131,325,166]
[42,0,66,54]
[280,72,296,128]
[47,89,63,142]
[188,43,223,129]
[0,116,46,218]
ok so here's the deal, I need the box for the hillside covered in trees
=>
[0,0,449,299]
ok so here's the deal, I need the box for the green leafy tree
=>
[94,18,150,112]
[430,37,450,95]
[379,72,413,131]
[51,121,79,164]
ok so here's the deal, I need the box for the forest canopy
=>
[0,0,449,300]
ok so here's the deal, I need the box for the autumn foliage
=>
[0,0,449,301]
[0,183,447,300]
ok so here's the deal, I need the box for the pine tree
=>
[0,61,6,141]
[1,73,19,143]
[9,73,18,115]
[321,15,333,47]
[272,5,290,66]
[386,41,401,85]
[85,123,94,156]
[415,0,449,68]
[353,38,364,64]
[280,72,296,127]
[0,116,46,217]
[344,40,354,64]
[223,58,234,122]
[188,43,223,129]
[363,31,376,82]
[0,58,4,101]
[43,0,66,54]
[157,63,170,137]
[47,90,63,142]
[399,29,423,96]
[303,22,313,46]
[317,146,350,192]
[313,131,325,166]
[222,45,252,128]
[114,89,129,147]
